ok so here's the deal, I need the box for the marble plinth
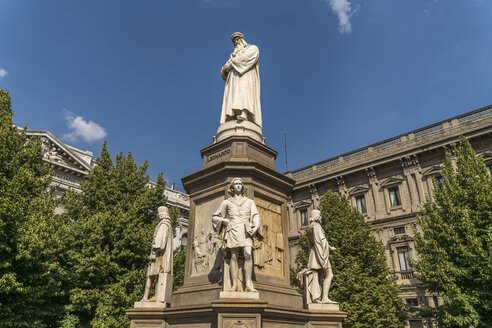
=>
[133,301,167,309]
[215,120,264,143]
[219,291,260,299]
[308,302,340,311]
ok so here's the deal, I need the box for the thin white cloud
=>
[62,109,107,143]
[0,68,8,78]
[326,0,355,34]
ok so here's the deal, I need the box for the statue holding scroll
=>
[212,178,262,292]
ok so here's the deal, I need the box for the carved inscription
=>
[206,148,231,163]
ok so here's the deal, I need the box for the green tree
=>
[59,142,167,328]
[413,136,492,328]
[167,205,186,291]
[172,246,186,291]
[0,89,66,327]
[296,191,407,328]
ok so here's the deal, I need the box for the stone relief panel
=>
[253,196,284,278]
[191,195,224,277]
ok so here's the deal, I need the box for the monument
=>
[127,33,346,328]
[134,206,173,308]
[212,178,263,296]
[297,210,340,311]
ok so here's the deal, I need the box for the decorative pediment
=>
[380,177,404,187]
[421,165,442,177]
[27,130,93,176]
[294,200,311,209]
[348,185,369,196]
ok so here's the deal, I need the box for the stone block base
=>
[133,301,168,309]
[127,298,346,328]
[307,302,340,311]
[219,291,260,299]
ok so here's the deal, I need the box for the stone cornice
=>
[290,105,492,189]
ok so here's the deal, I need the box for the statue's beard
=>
[233,41,246,54]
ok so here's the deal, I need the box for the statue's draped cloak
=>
[212,197,262,249]
[220,44,262,127]
[149,219,173,275]
[307,221,331,270]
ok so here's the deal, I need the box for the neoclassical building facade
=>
[285,105,492,327]
[26,129,190,248]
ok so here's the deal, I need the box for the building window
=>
[356,195,367,213]
[409,319,424,328]
[406,298,419,307]
[300,209,308,226]
[436,176,445,187]
[487,164,492,176]
[388,187,401,207]
[394,226,405,235]
[397,247,412,271]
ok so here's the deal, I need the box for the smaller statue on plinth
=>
[137,206,173,307]
[298,209,339,310]
[212,178,263,297]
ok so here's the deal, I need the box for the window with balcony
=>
[388,187,401,207]
[300,209,308,226]
[356,195,367,213]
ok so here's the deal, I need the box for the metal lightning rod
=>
[284,131,288,172]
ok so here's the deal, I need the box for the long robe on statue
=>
[220,44,262,127]
[149,219,173,276]
[307,221,331,270]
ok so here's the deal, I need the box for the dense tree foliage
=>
[296,191,407,328]
[0,89,65,327]
[58,142,166,328]
[413,136,492,328]
[172,247,186,291]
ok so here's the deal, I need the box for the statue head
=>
[228,177,246,196]
[231,32,247,49]
[310,209,322,223]
[157,206,170,221]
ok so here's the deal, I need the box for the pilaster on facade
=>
[336,176,347,197]
[308,183,320,207]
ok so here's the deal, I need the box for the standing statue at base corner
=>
[220,32,262,128]
[298,209,337,305]
[140,206,173,305]
[212,178,263,292]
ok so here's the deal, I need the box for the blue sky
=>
[1,0,491,191]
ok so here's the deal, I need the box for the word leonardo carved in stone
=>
[220,32,262,128]
[212,178,263,292]
[138,206,173,307]
[207,148,231,162]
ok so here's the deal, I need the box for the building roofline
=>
[289,104,492,175]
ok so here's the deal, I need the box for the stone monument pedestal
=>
[127,297,346,328]
[219,291,260,300]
